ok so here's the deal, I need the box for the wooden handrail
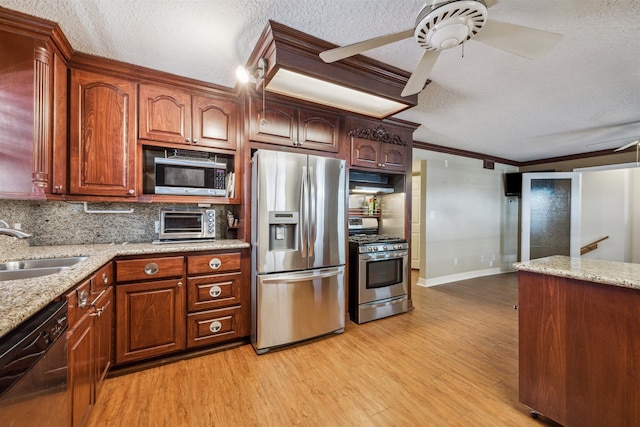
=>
[580,236,609,255]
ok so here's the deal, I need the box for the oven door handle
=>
[359,251,407,261]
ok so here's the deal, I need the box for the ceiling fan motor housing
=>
[415,0,488,51]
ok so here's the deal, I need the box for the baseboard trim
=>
[417,268,504,287]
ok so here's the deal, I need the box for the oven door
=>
[358,250,408,304]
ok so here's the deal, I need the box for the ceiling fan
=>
[319,0,563,97]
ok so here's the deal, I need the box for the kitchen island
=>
[0,237,250,339]
[513,256,640,427]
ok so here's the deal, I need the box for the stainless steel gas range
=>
[348,234,409,324]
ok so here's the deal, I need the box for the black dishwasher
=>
[0,300,69,427]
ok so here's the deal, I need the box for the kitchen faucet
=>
[0,220,32,239]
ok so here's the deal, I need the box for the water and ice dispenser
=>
[268,211,299,251]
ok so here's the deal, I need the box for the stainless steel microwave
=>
[159,209,215,240]
[154,157,227,196]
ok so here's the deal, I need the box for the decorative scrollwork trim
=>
[348,125,405,145]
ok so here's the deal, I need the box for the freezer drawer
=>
[253,266,345,353]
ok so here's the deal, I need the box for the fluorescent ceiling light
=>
[265,68,409,119]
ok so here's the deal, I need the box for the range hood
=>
[349,182,394,194]
[349,171,395,194]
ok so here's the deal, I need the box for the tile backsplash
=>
[0,200,236,246]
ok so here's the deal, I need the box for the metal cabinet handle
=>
[192,138,198,144]
[102,273,109,285]
[144,262,159,275]
[77,289,88,308]
[209,258,221,270]
[209,320,222,333]
[177,281,183,287]
[128,189,135,195]
[90,306,105,317]
[185,137,191,143]
[209,285,222,298]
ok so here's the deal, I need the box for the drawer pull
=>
[209,320,222,333]
[209,285,222,298]
[209,258,221,270]
[102,273,109,285]
[77,289,88,308]
[144,262,159,275]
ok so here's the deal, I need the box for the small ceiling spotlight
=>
[235,57,267,83]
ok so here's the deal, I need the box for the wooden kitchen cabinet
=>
[0,17,69,198]
[114,256,186,364]
[185,250,249,348]
[350,137,407,172]
[139,84,238,150]
[518,271,640,427]
[69,69,137,197]
[249,98,340,152]
[66,262,114,427]
[67,304,94,427]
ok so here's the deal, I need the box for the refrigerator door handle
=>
[308,166,316,258]
[300,165,308,258]
[260,267,342,284]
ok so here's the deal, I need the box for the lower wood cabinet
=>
[114,250,249,364]
[115,278,186,364]
[66,262,114,427]
[518,271,640,427]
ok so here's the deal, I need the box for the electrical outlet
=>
[481,255,484,262]
[154,221,160,233]
[453,257,458,266]
[13,223,21,230]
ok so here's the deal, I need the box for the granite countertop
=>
[513,255,640,290]
[0,239,250,339]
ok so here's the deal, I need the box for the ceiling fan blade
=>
[473,19,562,59]
[320,28,414,63]
[401,50,441,97]
[614,139,640,152]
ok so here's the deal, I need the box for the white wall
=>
[580,167,640,263]
[412,150,518,286]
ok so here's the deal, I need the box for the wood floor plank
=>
[85,271,560,426]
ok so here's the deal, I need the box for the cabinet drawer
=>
[187,272,241,312]
[187,252,241,275]
[91,262,113,294]
[187,306,241,349]
[116,256,184,282]
[66,279,92,326]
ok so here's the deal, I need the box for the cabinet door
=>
[350,138,381,169]
[192,95,237,150]
[298,109,340,152]
[139,84,191,144]
[0,30,41,196]
[93,286,113,400]
[248,98,296,146]
[379,143,407,172]
[50,51,67,195]
[68,313,94,427]
[518,271,567,425]
[115,279,186,364]
[69,70,137,197]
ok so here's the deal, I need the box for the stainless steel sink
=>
[0,256,88,281]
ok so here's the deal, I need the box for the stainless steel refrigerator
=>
[251,149,346,354]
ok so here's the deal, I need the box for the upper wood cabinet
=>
[69,69,137,197]
[0,28,65,198]
[139,84,237,150]
[249,98,340,152]
[350,138,407,172]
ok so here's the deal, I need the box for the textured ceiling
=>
[1,0,639,162]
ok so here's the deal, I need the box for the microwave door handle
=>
[300,165,308,258]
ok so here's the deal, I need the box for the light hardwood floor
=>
[86,272,559,427]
